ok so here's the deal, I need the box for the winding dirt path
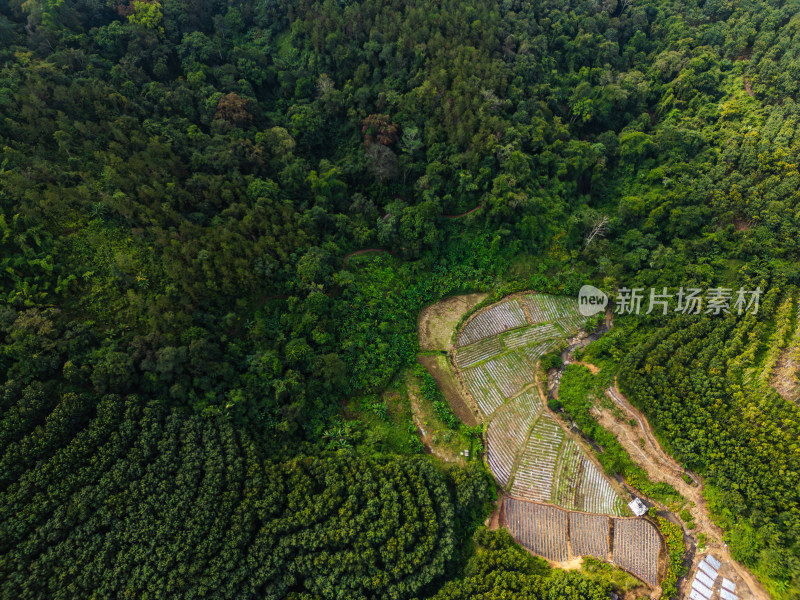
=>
[442,205,483,219]
[592,377,770,600]
[341,248,393,268]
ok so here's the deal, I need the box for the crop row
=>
[578,459,626,515]
[505,498,570,562]
[521,340,556,363]
[461,365,505,418]
[551,439,583,508]
[612,518,661,587]
[569,512,610,560]
[485,393,542,486]
[454,336,504,368]
[511,415,564,502]
[522,294,580,324]
[483,351,535,398]
[457,300,528,346]
[505,497,661,588]
[502,324,561,349]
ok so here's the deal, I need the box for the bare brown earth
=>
[771,345,800,404]
[744,76,754,97]
[595,379,769,600]
[417,354,478,427]
[418,293,487,350]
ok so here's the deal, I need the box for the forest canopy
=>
[3,0,800,596]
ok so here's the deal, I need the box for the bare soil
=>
[770,345,800,404]
[417,354,479,427]
[417,293,487,350]
[744,77,754,97]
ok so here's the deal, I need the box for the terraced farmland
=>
[613,518,661,587]
[453,336,504,368]
[569,512,610,560]
[483,352,535,397]
[457,300,528,346]
[511,414,564,502]
[502,324,561,349]
[461,365,505,417]
[577,458,627,515]
[522,293,587,333]
[448,293,663,589]
[454,293,626,515]
[521,340,557,362]
[486,392,542,486]
[505,497,570,562]
[504,497,662,589]
[551,438,583,507]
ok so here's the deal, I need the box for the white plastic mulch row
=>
[483,351,535,398]
[461,365,505,418]
[551,439,582,508]
[503,323,561,349]
[511,415,564,502]
[554,314,590,335]
[515,389,544,415]
[457,300,527,346]
[522,294,581,323]
[454,336,504,368]
[722,578,736,592]
[578,457,626,516]
[521,340,557,363]
[485,393,542,487]
[720,590,738,600]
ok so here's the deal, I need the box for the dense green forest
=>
[3,0,800,595]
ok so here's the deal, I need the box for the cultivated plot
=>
[502,324,561,349]
[578,458,627,515]
[454,293,624,517]
[511,414,564,502]
[522,293,588,334]
[505,498,661,589]
[521,340,557,363]
[505,497,570,563]
[461,365,505,417]
[486,390,543,486]
[457,300,527,346]
[612,518,661,587]
[483,351,535,398]
[569,512,610,560]
[454,336,504,368]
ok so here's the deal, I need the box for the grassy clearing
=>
[581,557,647,596]
[345,366,480,462]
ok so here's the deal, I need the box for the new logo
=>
[578,285,608,316]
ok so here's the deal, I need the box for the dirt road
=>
[594,378,770,600]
